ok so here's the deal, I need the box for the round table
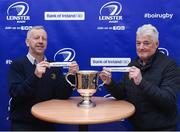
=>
[31,96,135,130]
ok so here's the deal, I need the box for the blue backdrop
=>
[0,0,180,130]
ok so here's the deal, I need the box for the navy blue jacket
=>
[105,50,180,130]
[8,57,73,124]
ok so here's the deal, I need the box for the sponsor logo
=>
[5,26,32,30]
[6,1,30,23]
[54,48,76,62]
[44,12,85,20]
[158,47,169,56]
[144,13,173,19]
[97,25,125,30]
[91,58,131,66]
[99,1,123,23]
[97,1,125,31]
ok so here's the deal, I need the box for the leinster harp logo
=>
[50,73,56,80]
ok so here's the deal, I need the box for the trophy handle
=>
[65,72,76,87]
[97,72,107,90]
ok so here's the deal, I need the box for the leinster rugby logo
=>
[6,1,30,23]
[158,47,169,56]
[54,48,76,62]
[7,2,29,16]
[99,1,122,23]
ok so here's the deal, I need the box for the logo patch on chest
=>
[50,73,56,80]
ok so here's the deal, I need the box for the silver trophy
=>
[65,70,104,108]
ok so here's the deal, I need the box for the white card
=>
[49,62,71,67]
[103,67,130,72]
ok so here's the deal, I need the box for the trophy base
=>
[77,99,96,108]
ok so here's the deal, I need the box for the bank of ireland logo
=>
[54,48,76,62]
[6,1,30,23]
[99,1,122,23]
[158,47,169,56]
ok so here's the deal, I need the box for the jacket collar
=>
[26,53,47,65]
[133,49,159,71]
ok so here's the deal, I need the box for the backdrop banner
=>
[0,0,180,130]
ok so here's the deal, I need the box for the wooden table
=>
[31,97,135,131]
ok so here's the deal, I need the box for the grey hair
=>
[26,26,47,39]
[136,24,159,41]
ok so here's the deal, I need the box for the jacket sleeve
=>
[8,61,40,99]
[139,61,180,110]
[105,75,127,100]
[53,68,73,99]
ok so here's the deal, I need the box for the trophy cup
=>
[65,70,104,108]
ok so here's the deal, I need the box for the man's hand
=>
[99,68,112,85]
[34,61,50,78]
[128,66,142,85]
[68,61,79,74]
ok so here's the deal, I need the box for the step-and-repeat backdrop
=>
[0,0,180,130]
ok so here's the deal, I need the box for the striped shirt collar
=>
[26,53,47,65]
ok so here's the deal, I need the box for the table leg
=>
[78,125,88,131]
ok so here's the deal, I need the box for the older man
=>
[100,24,180,130]
[8,26,79,130]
